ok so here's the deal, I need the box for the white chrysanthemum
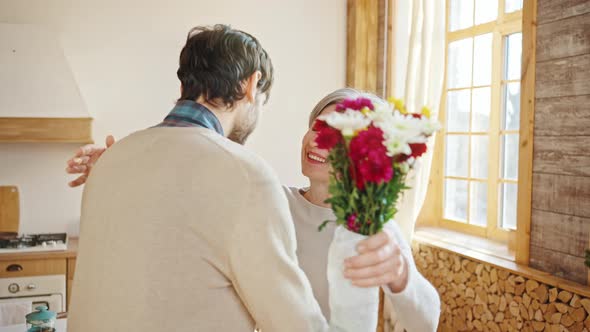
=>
[381,112,423,137]
[419,117,442,136]
[319,110,371,137]
[383,134,412,157]
[391,113,424,136]
[367,104,394,125]
[376,113,436,157]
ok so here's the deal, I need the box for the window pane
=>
[446,135,469,177]
[450,0,474,32]
[505,33,522,80]
[475,0,498,25]
[471,136,489,179]
[505,0,523,13]
[500,183,518,229]
[444,179,468,221]
[447,90,471,132]
[448,38,473,88]
[472,87,491,132]
[503,82,520,130]
[473,33,493,86]
[470,182,487,226]
[501,134,519,180]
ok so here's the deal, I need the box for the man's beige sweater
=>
[68,127,330,331]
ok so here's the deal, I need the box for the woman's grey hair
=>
[308,88,388,127]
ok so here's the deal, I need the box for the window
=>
[440,0,523,242]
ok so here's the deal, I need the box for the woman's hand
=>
[343,228,409,293]
[66,135,115,187]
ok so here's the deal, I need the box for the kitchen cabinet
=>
[1,318,67,332]
[0,258,66,278]
[0,23,93,143]
[0,239,78,311]
[67,258,76,309]
[0,118,93,143]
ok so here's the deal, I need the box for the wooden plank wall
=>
[346,0,380,93]
[376,0,388,97]
[529,0,590,285]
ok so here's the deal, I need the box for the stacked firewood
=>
[412,243,590,332]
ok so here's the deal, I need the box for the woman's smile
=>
[306,151,328,164]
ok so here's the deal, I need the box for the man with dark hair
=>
[175,25,274,144]
[68,25,332,331]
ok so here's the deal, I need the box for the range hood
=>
[0,23,92,143]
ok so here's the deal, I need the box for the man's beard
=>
[227,102,260,145]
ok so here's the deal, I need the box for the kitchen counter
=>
[1,318,67,331]
[0,238,78,261]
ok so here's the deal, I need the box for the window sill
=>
[413,226,590,298]
[414,227,515,261]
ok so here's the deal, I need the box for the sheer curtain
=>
[384,2,446,331]
[391,0,446,243]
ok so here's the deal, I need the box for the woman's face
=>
[301,104,338,183]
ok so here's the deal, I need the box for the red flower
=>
[348,127,393,190]
[411,113,423,119]
[349,126,387,161]
[396,143,428,162]
[312,119,329,132]
[395,155,409,163]
[315,124,342,150]
[357,150,394,185]
[336,97,375,112]
[409,143,427,158]
[350,164,366,190]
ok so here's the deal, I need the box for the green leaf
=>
[318,220,332,232]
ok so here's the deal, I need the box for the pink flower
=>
[347,214,360,232]
[336,97,375,112]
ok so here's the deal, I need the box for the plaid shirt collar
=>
[156,100,224,135]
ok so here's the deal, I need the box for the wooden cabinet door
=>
[0,258,66,278]
[67,258,76,310]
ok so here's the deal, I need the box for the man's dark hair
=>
[177,24,274,107]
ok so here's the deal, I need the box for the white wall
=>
[0,0,346,235]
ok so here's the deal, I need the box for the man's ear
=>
[244,71,262,103]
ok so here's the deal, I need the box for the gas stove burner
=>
[0,233,67,249]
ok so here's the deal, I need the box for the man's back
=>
[68,127,327,331]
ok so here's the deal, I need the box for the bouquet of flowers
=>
[315,96,439,235]
[315,96,440,332]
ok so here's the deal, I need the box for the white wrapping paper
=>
[327,225,380,332]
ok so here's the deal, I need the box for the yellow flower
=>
[353,127,368,137]
[361,106,372,116]
[388,97,407,114]
[421,106,431,118]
